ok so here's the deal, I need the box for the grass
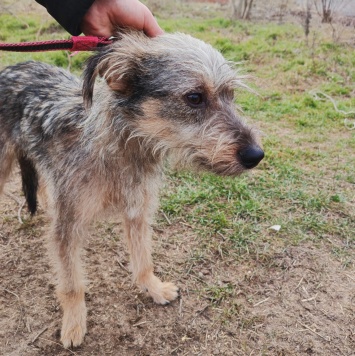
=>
[0,14,90,71]
[0,8,354,264]
[158,17,355,261]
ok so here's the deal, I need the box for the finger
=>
[142,7,164,37]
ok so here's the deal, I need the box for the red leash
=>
[0,36,114,52]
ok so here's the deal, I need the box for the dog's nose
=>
[238,145,264,169]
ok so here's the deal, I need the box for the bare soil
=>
[1,174,355,356]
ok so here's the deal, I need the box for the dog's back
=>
[0,61,84,142]
[0,62,85,213]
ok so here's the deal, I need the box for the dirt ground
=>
[1,175,355,355]
[1,1,355,355]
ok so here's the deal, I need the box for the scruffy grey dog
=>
[0,31,264,347]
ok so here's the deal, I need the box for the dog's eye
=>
[185,93,204,108]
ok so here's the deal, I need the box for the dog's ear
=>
[82,48,112,108]
[83,46,139,108]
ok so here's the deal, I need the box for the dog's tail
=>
[17,152,38,215]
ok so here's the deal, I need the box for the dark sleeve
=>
[35,0,95,35]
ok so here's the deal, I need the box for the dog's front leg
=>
[49,210,87,348]
[123,205,179,305]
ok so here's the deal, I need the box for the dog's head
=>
[83,30,263,175]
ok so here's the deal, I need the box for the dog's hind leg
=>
[48,201,87,348]
[0,141,15,195]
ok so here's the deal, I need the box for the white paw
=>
[143,276,179,305]
[60,303,87,348]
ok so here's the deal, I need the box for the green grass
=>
[0,14,90,71]
[158,17,355,259]
[1,12,354,262]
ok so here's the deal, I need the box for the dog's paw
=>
[148,280,179,305]
[61,322,86,348]
[60,303,87,348]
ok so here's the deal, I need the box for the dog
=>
[0,31,264,347]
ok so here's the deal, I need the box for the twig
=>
[38,337,78,355]
[35,20,45,41]
[344,273,355,282]
[3,288,20,300]
[18,200,26,225]
[30,326,48,344]
[253,297,269,307]
[116,257,129,273]
[217,231,226,240]
[299,322,330,342]
[132,321,148,327]
[3,288,24,335]
[344,118,355,130]
[110,248,130,273]
[191,305,209,323]
[141,330,149,342]
[4,192,22,205]
[309,89,355,115]
[4,192,26,224]
[66,51,72,72]
[301,294,317,302]
[179,298,183,316]
[160,210,171,225]
[295,276,304,290]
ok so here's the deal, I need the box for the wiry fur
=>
[0,31,263,348]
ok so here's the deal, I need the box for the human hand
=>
[81,0,163,37]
